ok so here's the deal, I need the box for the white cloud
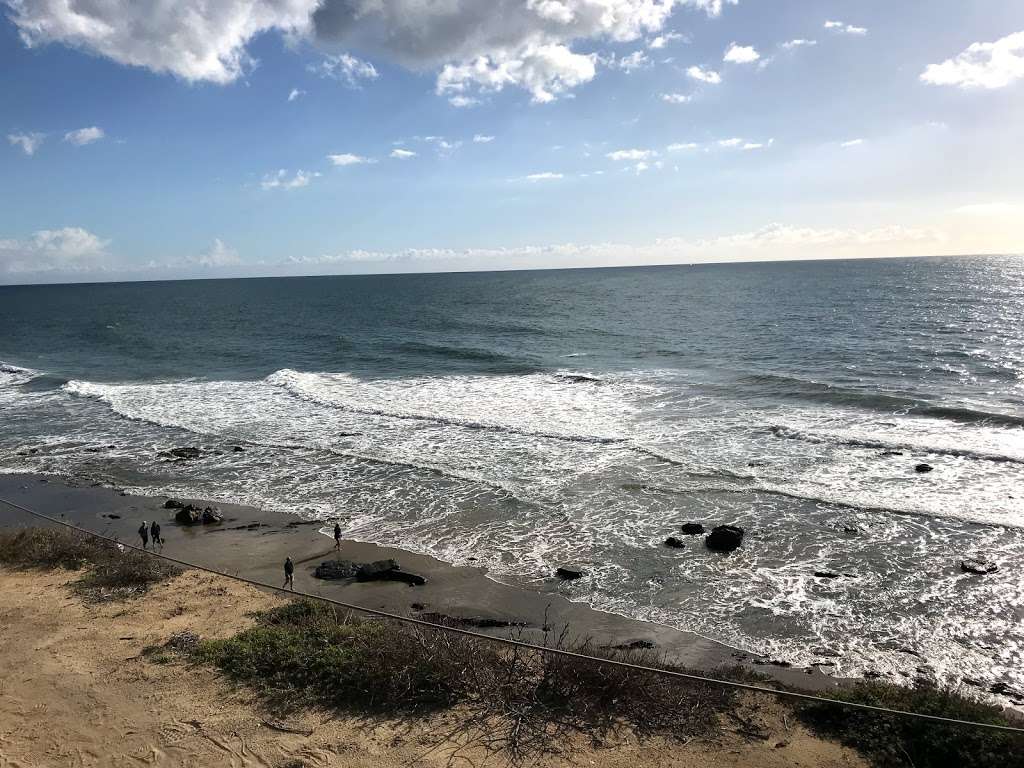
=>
[781,39,816,50]
[390,148,417,159]
[7,0,736,101]
[610,50,651,72]
[742,139,773,150]
[447,94,480,107]
[327,153,375,166]
[260,169,319,190]
[0,226,109,273]
[310,52,379,86]
[686,65,721,84]
[191,239,242,267]
[607,148,657,161]
[648,31,683,49]
[723,42,759,64]
[667,142,698,151]
[841,138,864,148]
[288,87,305,101]
[717,137,743,148]
[824,21,867,36]
[417,135,463,155]
[521,172,564,181]
[285,221,945,272]
[63,126,104,146]
[661,92,692,104]
[6,0,318,84]
[7,132,45,156]
[953,202,1024,217]
[436,42,597,103]
[473,134,496,143]
[921,31,1024,90]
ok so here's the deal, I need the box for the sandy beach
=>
[0,554,868,768]
[0,472,841,692]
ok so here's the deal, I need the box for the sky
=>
[1,0,1023,284]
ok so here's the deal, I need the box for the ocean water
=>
[2,257,1023,696]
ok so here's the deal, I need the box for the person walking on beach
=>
[333,522,342,550]
[138,522,149,550]
[150,520,162,549]
[283,556,294,590]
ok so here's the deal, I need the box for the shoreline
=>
[0,470,840,692]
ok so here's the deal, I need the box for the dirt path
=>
[0,567,867,767]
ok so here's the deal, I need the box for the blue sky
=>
[1,0,1023,283]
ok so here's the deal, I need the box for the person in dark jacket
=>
[138,522,149,550]
[334,522,342,550]
[150,520,162,549]
[283,556,294,590]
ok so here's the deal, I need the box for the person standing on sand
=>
[138,522,149,550]
[334,523,342,550]
[150,520,162,549]
[283,556,294,590]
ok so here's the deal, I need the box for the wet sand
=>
[0,472,841,691]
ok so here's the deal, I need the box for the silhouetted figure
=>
[138,522,149,550]
[334,523,342,550]
[150,520,162,548]
[283,556,294,590]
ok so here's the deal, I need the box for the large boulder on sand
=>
[174,505,202,525]
[201,506,223,524]
[354,559,426,586]
[164,498,184,510]
[706,525,745,552]
[315,560,358,580]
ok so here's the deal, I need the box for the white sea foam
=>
[4,366,1021,701]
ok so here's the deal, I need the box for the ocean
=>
[2,256,1023,696]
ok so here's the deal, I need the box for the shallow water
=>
[2,257,1023,697]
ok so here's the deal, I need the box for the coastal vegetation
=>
[1,526,1021,767]
[0,526,179,600]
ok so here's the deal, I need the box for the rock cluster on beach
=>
[314,557,426,586]
[164,499,223,525]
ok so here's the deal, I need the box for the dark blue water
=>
[2,256,1023,698]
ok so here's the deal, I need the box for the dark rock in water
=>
[164,498,184,510]
[555,373,601,384]
[556,566,585,580]
[814,571,842,579]
[315,560,358,580]
[201,506,223,524]
[680,523,705,535]
[664,536,686,549]
[174,505,202,525]
[102,513,121,520]
[842,525,860,534]
[989,682,1023,697]
[166,446,201,460]
[915,463,934,473]
[706,525,744,552]
[961,558,998,575]
[232,445,246,452]
[879,451,904,457]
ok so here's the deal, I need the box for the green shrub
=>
[0,527,179,600]
[798,680,1024,768]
